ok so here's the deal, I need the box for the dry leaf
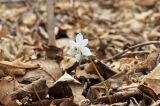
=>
[60,56,77,73]
[0,79,20,106]
[0,36,23,60]
[142,63,160,95]
[76,64,99,80]
[0,58,39,76]
[16,59,63,87]
[136,0,157,6]
[22,12,37,26]
[11,79,48,101]
[53,73,85,105]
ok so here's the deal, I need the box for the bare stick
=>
[94,89,142,104]
[106,41,160,61]
[47,0,56,46]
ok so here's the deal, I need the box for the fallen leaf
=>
[45,45,63,60]
[0,36,23,61]
[0,78,20,106]
[142,63,160,95]
[26,99,52,106]
[52,73,85,105]
[76,64,99,80]
[22,12,37,26]
[53,98,78,106]
[0,58,39,76]
[136,0,157,6]
[49,81,73,99]
[60,56,77,73]
[11,79,48,101]
[16,59,63,87]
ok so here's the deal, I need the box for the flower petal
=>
[76,33,83,43]
[80,39,88,46]
[76,34,88,47]
[75,53,82,62]
[80,47,92,56]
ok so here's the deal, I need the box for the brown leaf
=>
[76,64,99,80]
[0,79,20,106]
[26,99,52,106]
[45,45,63,60]
[16,59,63,87]
[151,13,160,23]
[117,52,159,74]
[22,12,37,26]
[79,60,116,79]
[0,36,23,61]
[0,58,39,76]
[136,0,157,6]
[49,81,73,99]
[51,73,85,105]
[142,63,160,95]
[60,56,77,73]
[53,98,78,106]
[11,79,48,101]
[0,57,39,69]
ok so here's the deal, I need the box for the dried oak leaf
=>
[10,79,48,101]
[49,73,85,105]
[26,99,52,106]
[151,13,160,23]
[60,56,77,73]
[0,35,23,61]
[135,0,157,6]
[0,58,39,76]
[0,5,27,21]
[141,63,160,95]
[16,59,63,87]
[118,52,159,74]
[22,12,37,27]
[53,98,78,106]
[45,45,63,60]
[76,63,99,80]
[0,79,20,106]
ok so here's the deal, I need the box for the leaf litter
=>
[0,0,159,106]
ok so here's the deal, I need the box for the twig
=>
[94,89,143,104]
[47,0,56,46]
[106,41,160,61]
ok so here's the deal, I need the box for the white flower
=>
[67,33,92,62]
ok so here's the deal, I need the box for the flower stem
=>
[88,57,111,104]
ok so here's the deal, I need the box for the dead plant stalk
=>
[47,0,56,46]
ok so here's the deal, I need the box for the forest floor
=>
[0,0,160,106]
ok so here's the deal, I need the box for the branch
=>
[93,89,143,104]
[47,0,56,46]
[106,41,160,61]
